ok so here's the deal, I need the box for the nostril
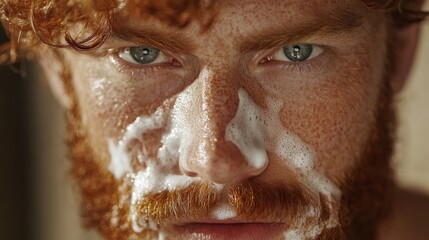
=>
[179,162,198,177]
[182,169,198,177]
[180,137,268,184]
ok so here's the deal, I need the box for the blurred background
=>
[1,9,429,240]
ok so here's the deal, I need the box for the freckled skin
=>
[67,0,385,181]
[62,0,390,238]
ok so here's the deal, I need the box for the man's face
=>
[60,0,395,239]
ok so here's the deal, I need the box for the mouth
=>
[171,221,285,240]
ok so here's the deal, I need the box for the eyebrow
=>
[111,24,196,52]
[111,6,365,53]
[240,8,366,53]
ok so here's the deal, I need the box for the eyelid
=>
[117,47,171,65]
[268,44,324,63]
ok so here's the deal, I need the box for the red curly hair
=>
[0,0,427,63]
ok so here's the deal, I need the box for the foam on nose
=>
[225,89,269,170]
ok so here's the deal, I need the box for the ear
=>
[36,48,72,109]
[390,22,421,93]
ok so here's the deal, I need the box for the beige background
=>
[31,14,429,240]
[395,22,429,194]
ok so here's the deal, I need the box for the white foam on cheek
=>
[160,86,196,173]
[283,229,305,240]
[107,107,166,179]
[107,86,203,234]
[226,88,342,239]
[281,207,326,240]
[108,139,132,180]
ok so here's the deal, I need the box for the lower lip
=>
[173,223,284,240]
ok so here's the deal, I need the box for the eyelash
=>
[259,45,328,74]
[110,48,181,76]
[280,61,321,75]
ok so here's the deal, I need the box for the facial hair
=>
[65,73,395,240]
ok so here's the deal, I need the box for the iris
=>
[130,46,160,64]
[283,44,313,62]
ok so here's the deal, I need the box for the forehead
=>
[108,0,373,59]
[113,0,369,37]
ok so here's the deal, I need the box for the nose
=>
[179,68,268,184]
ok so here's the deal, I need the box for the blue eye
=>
[271,44,323,63]
[118,46,170,65]
[130,46,160,64]
[283,44,313,62]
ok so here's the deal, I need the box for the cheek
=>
[281,89,371,172]
[278,50,386,184]
[65,53,193,162]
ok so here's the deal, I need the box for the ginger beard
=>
[66,71,395,240]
